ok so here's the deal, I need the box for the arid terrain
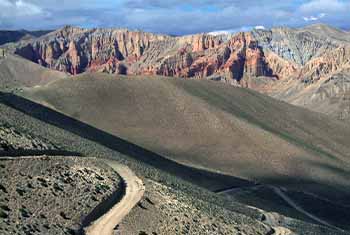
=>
[2,24,350,120]
[0,23,350,235]
[21,75,350,197]
[0,123,124,235]
[19,73,350,232]
[0,156,122,235]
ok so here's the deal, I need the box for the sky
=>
[1,0,350,35]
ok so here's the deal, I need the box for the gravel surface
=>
[0,157,121,235]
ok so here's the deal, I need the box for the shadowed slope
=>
[0,91,252,191]
[0,30,51,45]
[21,74,350,204]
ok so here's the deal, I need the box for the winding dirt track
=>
[0,156,145,235]
[85,160,145,235]
[270,187,338,230]
[218,184,342,233]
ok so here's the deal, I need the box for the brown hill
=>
[21,74,350,206]
[0,54,67,89]
[2,92,337,235]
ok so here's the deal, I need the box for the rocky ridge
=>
[4,24,350,119]
[9,24,349,83]
[10,26,275,83]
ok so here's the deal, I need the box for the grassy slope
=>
[21,73,350,204]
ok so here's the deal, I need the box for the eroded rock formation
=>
[12,26,279,84]
[5,24,350,120]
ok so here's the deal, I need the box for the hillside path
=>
[85,161,145,235]
[218,184,340,231]
[270,186,336,229]
[0,156,145,235]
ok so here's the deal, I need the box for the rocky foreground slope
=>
[3,24,350,120]
[0,157,121,235]
[0,124,122,235]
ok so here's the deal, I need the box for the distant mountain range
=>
[0,30,51,46]
[1,24,350,120]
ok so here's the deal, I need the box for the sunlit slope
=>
[22,74,350,201]
[0,54,66,89]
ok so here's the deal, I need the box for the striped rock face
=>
[6,24,350,119]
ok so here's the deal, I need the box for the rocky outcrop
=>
[178,33,224,52]
[299,46,350,83]
[9,25,350,85]
[7,24,350,120]
[9,25,350,83]
[11,26,278,84]
[264,51,300,80]
[251,26,342,65]
[13,26,170,75]
[135,32,275,83]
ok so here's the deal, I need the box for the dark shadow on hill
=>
[285,189,350,231]
[255,175,350,231]
[0,91,254,191]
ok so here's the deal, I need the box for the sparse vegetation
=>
[20,75,350,202]
[0,83,347,234]
[0,157,121,235]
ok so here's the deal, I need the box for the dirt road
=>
[271,186,337,229]
[218,184,341,232]
[85,161,145,235]
[0,155,145,235]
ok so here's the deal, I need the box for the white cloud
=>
[254,25,265,30]
[303,12,326,22]
[208,25,266,36]
[207,30,234,36]
[303,16,317,21]
[319,13,326,18]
